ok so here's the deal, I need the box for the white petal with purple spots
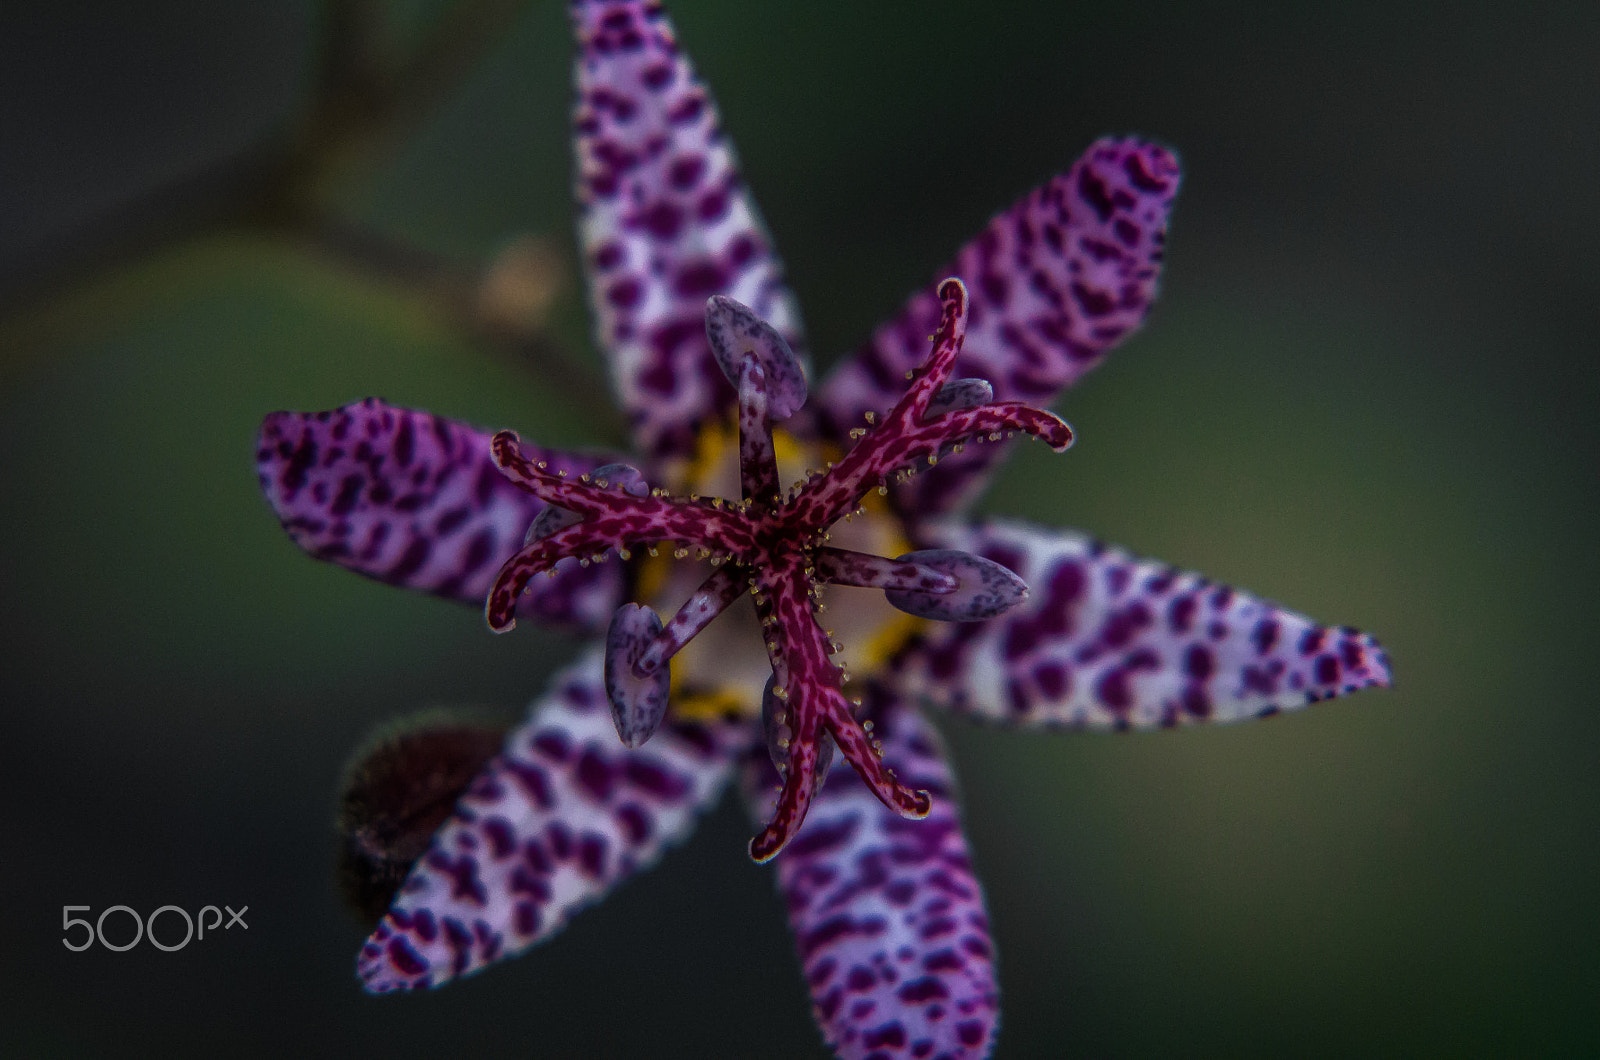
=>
[257,399,625,630]
[358,646,751,992]
[744,687,999,1060]
[896,519,1392,729]
[572,0,806,461]
[821,138,1180,517]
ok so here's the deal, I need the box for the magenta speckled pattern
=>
[821,138,1180,518]
[895,519,1392,729]
[257,399,624,629]
[745,686,998,1060]
[358,646,751,992]
[572,0,806,460]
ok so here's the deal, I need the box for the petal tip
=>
[1355,632,1395,691]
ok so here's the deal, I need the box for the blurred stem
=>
[283,211,620,424]
[4,0,609,421]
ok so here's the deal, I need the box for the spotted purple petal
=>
[572,0,806,461]
[896,518,1393,729]
[744,685,999,1060]
[257,399,625,630]
[821,137,1181,518]
[357,646,751,992]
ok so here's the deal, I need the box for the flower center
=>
[484,279,1074,860]
[641,421,923,722]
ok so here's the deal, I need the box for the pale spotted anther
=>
[604,603,671,747]
[883,549,1029,623]
[928,378,995,416]
[896,520,1392,730]
[706,293,809,420]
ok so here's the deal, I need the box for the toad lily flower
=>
[256,2,1392,1057]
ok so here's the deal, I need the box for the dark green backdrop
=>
[3,1,1596,1055]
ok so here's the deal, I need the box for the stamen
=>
[882,549,1029,621]
[927,377,995,416]
[634,565,745,676]
[485,282,1072,860]
[604,604,670,748]
[705,294,808,421]
[591,462,650,497]
[813,548,958,595]
[736,356,778,504]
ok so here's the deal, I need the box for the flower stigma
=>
[483,278,1075,861]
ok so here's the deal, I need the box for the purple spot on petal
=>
[385,936,428,978]
[575,750,615,802]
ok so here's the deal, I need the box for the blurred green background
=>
[2,1,1596,1055]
